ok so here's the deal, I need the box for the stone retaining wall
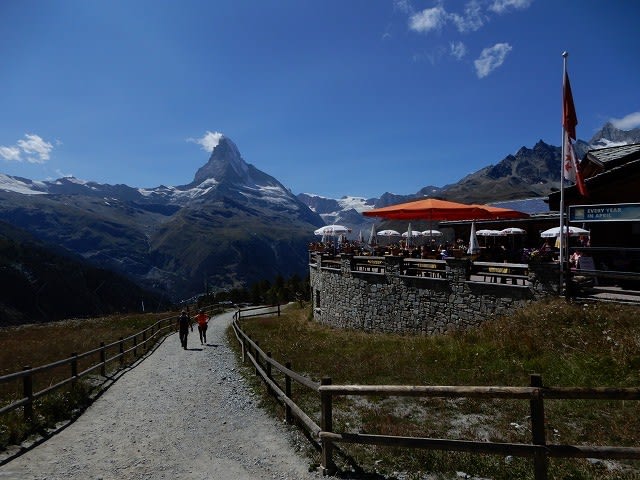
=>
[309,254,560,335]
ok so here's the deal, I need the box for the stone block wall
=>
[310,254,559,335]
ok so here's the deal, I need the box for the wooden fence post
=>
[133,334,138,357]
[530,374,548,480]
[241,333,246,364]
[22,366,33,422]
[285,361,293,424]
[277,303,280,316]
[100,342,106,377]
[320,377,336,474]
[119,337,124,366]
[266,352,273,396]
[71,352,78,384]
[255,341,260,376]
[142,330,147,352]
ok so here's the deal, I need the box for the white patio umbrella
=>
[402,223,422,247]
[501,227,526,249]
[540,226,589,238]
[467,221,480,254]
[313,224,351,236]
[476,229,505,237]
[501,227,526,235]
[367,223,377,246]
[476,229,505,246]
[377,229,401,236]
[421,229,443,237]
[377,229,401,246]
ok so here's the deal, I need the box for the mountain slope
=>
[0,221,169,326]
[0,136,324,300]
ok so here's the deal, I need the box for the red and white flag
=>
[562,70,588,196]
[564,131,588,196]
[563,71,577,140]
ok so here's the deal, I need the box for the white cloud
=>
[409,6,447,33]
[474,43,512,78]
[393,0,414,14]
[17,134,53,163]
[404,0,532,37]
[610,111,640,130]
[188,131,224,152]
[489,0,533,14]
[0,146,21,161]
[450,0,486,33]
[450,41,467,59]
[0,133,54,163]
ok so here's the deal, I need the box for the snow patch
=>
[338,196,373,213]
[0,174,47,195]
[591,138,630,148]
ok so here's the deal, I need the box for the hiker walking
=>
[176,310,193,350]
[195,309,209,345]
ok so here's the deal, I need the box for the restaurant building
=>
[548,143,640,284]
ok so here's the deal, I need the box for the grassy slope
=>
[232,299,640,480]
[0,312,174,448]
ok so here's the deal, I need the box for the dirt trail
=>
[0,310,320,480]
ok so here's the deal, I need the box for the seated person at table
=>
[570,250,582,268]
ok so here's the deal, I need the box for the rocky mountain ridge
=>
[299,122,640,230]
[0,136,324,301]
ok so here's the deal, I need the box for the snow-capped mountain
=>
[0,136,316,217]
[298,122,640,217]
[0,135,324,300]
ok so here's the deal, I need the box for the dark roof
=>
[586,143,640,170]
[547,149,640,210]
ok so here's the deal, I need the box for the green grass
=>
[228,299,640,480]
[0,312,175,450]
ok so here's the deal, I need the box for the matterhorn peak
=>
[192,134,249,185]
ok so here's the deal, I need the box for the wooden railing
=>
[235,304,280,320]
[311,252,532,287]
[231,307,640,479]
[401,258,447,279]
[470,261,530,286]
[0,314,178,422]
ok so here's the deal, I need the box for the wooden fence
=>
[231,307,640,479]
[235,304,280,320]
[0,314,178,422]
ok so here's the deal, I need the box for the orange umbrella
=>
[363,198,494,221]
[469,204,529,220]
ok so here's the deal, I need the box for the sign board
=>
[569,203,640,222]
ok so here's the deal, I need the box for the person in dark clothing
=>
[176,310,193,350]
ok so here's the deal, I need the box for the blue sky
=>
[1,0,639,199]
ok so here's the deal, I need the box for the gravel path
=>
[0,311,321,480]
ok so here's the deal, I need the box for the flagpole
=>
[559,51,568,289]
